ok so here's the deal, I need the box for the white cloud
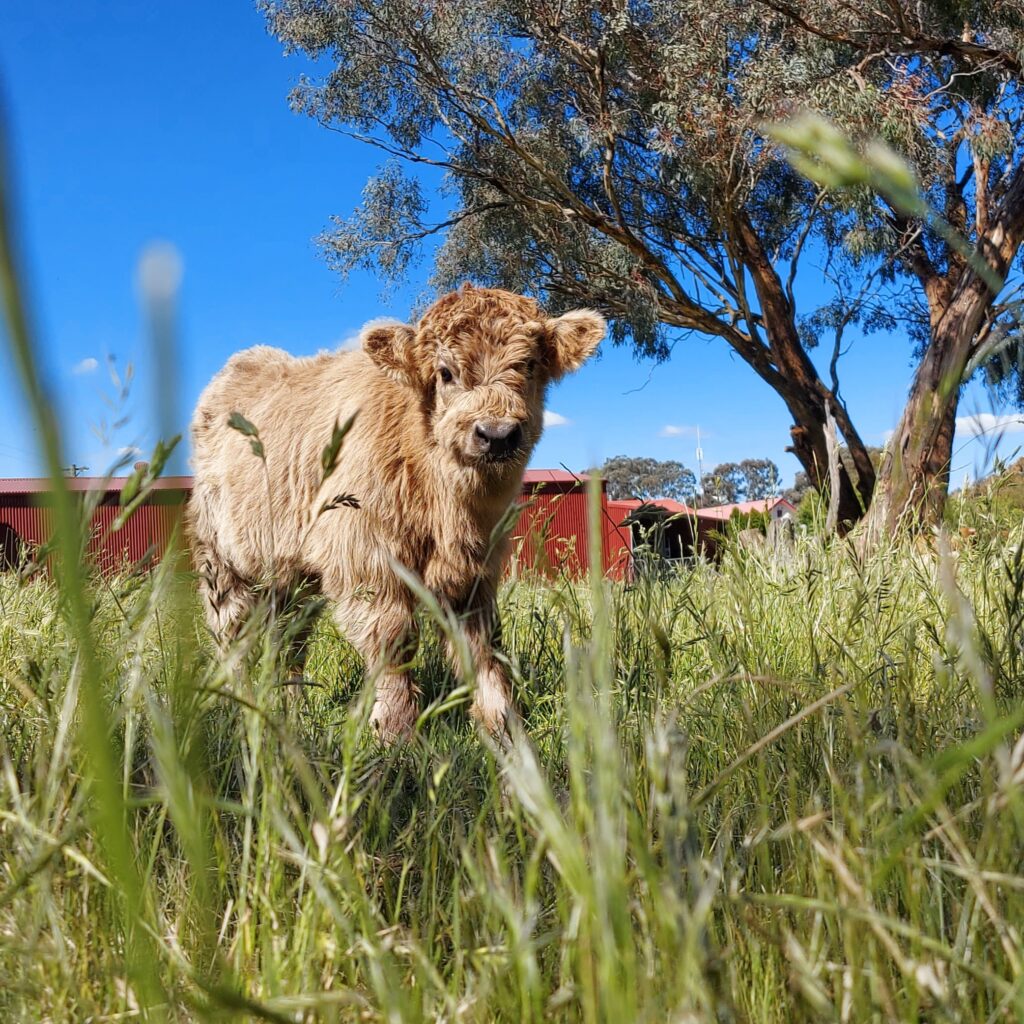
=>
[955,412,1024,438]
[337,317,406,353]
[659,424,700,438]
[544,410,570,428]
[337,330,363,352]
[73,357,98,375]
[118,445,143,458]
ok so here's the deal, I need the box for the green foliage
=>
[946,457,1024,531]
[261,0,1024,525]
[785,446,885,511]
[320,411,359,480]
[703,459,783,504]
[785,468,813,506]
[797,487,829,530]
[597,455,696,501]
[225,410,258,438]
[227,410,265,459]
[114,434,182,529]
[701,462,746,504]
[728,506,770,533]
[739,457,783,500]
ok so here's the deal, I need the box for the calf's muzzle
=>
[474,419,525,462]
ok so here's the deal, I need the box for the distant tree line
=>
[597,455,782,505]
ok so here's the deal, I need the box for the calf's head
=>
[361,286,605,473]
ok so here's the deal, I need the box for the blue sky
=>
[1,2,1020,490]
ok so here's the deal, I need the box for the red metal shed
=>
[508,470,641,580]
[0,471,631,579]
[604,499,639,580]
[509,469,595,578]
[0,476,190,572]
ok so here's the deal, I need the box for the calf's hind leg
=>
[195,543,261,656]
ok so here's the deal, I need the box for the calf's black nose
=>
[475,420,524,460]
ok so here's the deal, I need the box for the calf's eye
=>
[439,366,453,384]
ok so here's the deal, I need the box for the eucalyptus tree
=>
[261,0,1024,534]
[763,2,1024,537]
[701,464,747,505]
[598,456,697,502]
[739,458,783,500]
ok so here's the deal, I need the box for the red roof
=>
[605,497,704,524]
[696,497,796,521]
[606,496,698,512]
[0,476,193,494]
[605,496,798,524]
[650,498,699,515]
[522,469,589,485]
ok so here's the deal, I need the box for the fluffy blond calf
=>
[188,285,604,741]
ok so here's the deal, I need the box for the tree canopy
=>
[262,0,1024,534]
[598,456,697,502]
[700,459,783,504]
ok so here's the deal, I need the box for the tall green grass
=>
[1,521,1024,1022]
[4,116,1024,1023]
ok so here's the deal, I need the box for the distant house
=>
[694,496,797,523]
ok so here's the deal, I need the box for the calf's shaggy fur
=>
[188,286,604,740]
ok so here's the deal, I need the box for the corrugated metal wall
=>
[510,487,592,578]
[85,503,184,573]
[1,479,629,580]
[506,482,635,579]
[0,505,53,550]
[0,494,186,574]
[602,501,636,581]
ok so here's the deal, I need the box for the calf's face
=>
[361,287,605,474]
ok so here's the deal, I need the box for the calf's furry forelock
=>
[187,285,604,742]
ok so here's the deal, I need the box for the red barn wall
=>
[85,501,184,573]
[0,504,53,552]
[510,486,592,578]
[0,481,189,573]
[1,474,631,580]
[602,500,637,581]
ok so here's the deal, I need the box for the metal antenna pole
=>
[695,427,705,501]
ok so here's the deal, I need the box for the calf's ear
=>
[361,319,422,387]
[543,310,605,380]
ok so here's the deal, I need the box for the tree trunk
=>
[862,286,983,541]
[921,394,958,525]
[782,391,866,529]
[862,152,1024,542]
[729,213,874,531]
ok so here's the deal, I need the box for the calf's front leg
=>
[450,585,518,743]
[341,598,421,743]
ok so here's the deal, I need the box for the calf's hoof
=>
[369,693,420,745]
[472,702,520,753]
